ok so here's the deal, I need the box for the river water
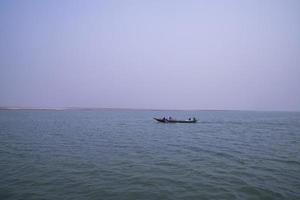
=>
[0,110,299,199]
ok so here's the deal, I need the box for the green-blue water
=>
[0,110,300,199]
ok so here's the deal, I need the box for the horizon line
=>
[0,106,299,113]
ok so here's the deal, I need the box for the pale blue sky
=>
[1,0,300,110]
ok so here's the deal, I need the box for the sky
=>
[0,0,300,111]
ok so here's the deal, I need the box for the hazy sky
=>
[1,0,300,110]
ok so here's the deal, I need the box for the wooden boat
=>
[154,118,197,123]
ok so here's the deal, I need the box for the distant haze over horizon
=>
[1,0,300,111]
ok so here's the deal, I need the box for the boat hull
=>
[153,118,167,123]
[154,118,197,123]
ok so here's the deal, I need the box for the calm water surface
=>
[0,110,300,199]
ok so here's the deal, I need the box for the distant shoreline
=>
[0,107,226,111]
[0,107,298,112]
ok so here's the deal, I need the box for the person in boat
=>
[163,117,166,121]
[193,117,196,121]
[189,118,191,121]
